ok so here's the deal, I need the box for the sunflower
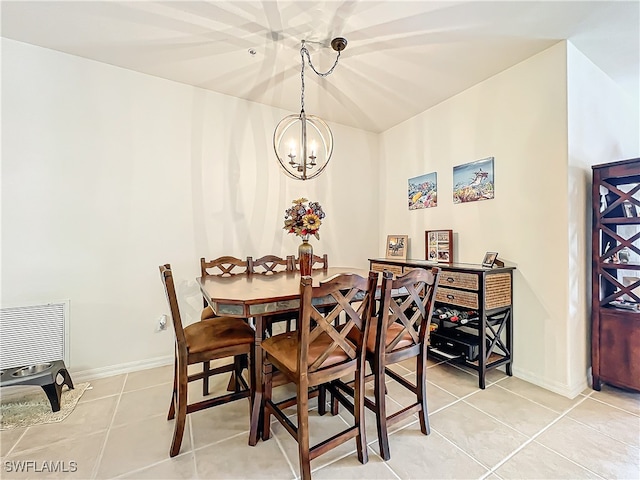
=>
[302,213,321,231]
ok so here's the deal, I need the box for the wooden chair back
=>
[376,267,440,362]
[251,255,295,275]
[160,264,187,350]
[200,256,251,277]
[298,271,377,379]
[294,253,328,271]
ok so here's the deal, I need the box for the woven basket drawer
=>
[371,263,403,276]
[485,273,512,309]
[435,286,479,309]
[440,271,478,291]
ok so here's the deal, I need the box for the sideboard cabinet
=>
[369,258,515,388]
[591,158,640,391]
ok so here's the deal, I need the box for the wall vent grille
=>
[0,301,69,370]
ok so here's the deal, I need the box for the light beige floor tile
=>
[494,441,601,479]
[79,374,126,403]
[536,416,639,479]
[464,384,560,436]
[431,401,528,468]
[567,397,640,448]
[313,446,397,479]
[190,398,252,449]
[11,396,117,454]
[113,383,172,427]
[3,431,106,479]
[120,452,196,479]
[497,377,580,412]
[97,414,190,478]
[426,382,459,413]
[384,428,488,479]
[195,433,293,479]
[426,363,479,398]
[585,384,640,415]
[451,363,507,385]
[123,365,173,392]
[0,428,27,457]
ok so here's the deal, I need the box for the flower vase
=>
[299,235,313,276]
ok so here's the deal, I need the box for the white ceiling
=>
[2,1,638,133]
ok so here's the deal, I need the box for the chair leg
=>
[234,356,244,393]
[417,351,430,435]
[318,384,326,415]
[375,361,390,461]
[261,361,273,440]
[354,363,369,465]
[297,380,311,480]
[169,358,188,457]
[168,356,177,420]
[203,360,210,396]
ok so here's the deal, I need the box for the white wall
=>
[566,43,640,392]
[1,39,379,374]
[379,43,577,395]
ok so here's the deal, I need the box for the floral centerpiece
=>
[283,198,325,241]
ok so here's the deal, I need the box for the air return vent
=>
[0,301,69,370]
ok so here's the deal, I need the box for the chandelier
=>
[273,37,347,180]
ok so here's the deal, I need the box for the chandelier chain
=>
[299,41,342,112]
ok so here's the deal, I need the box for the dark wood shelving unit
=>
[591,157,640,392]
[369,258,515,389]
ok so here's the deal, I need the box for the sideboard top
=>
[369,258,516,273]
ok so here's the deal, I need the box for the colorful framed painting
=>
[386,235,408,260]
[453,156,495,204]
[408,172,437,209]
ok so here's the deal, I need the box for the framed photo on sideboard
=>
[425,230,453,263]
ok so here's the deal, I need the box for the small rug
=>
[0,382,90,430]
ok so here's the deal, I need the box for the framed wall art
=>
[425,230,453,263]
[408,172,437,209]
[386,235,408,260]
[453,156,495,203]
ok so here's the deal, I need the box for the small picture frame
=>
[386,235,408,259]
[623,201,637,218]
[425,229,454,263]
[482,252,498,268]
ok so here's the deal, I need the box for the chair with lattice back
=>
[251,254,295,275]
[334,267,440,460]
[159,264,254,457]
[260,271,379,480]
[199,255,252,396]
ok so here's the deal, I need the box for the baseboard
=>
[71,355,173,383]
[512,367,588,399]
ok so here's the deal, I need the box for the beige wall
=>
[1,39,379,374]
[379,43,574,395]
[566,43,640,393]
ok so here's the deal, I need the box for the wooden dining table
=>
[197,266,371,446]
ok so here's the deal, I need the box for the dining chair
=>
[261,271,379,480]
[199,255,252,395]
[334,267,440,460]
[251,254,295,275]
[200,256,252,320]
[251,255,297,336]
[159,264,255,457]
[293,253,328,271]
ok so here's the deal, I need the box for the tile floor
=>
[1,357,639,479]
